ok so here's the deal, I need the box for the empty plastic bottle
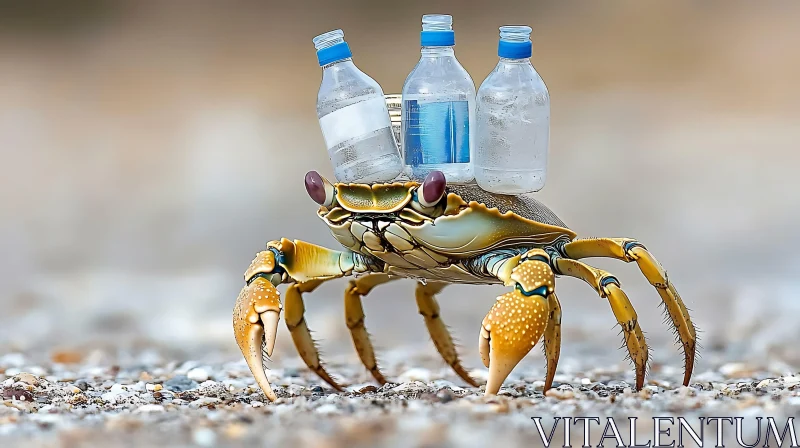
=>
[475,26,550,194]
[313,29,403,183]
[402,14,475,183]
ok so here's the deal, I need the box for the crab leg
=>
[415,282,480,387]
[561,238,696,386]
[344,273,398,384]
[542,292,563,392]
[554,257,649,390]
[233,239,383,401]
[285,279,343,391]
[480,249,555,395]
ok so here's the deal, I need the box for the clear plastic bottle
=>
[313,29,403,183]
[401,14,475,183]
[475,26,550,194]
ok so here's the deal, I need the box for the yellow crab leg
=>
[415,281,480,387]
[542,292,562,392]
[285,279,344,391]
[233,239,384,401]
[561,237,696,386]
[344,273,398,385]
[480,249,554,395]
[554,257,649,390]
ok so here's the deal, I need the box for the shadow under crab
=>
[234,170,697,402]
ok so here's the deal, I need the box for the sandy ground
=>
[2,345,799,447]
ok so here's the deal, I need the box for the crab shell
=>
[317,180,577,284]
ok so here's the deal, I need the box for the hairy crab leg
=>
[480,249,555,395]
[233,239,384,401]
[542,292,563,392]
[415,282,480,388]
[554,257,649,390]
[561,238,696,386]
[285,280,344,391]
[344,273,399,385]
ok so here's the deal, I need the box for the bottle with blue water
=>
[475,26,550,194]
[313,30,403,183]
[402,14,475,183]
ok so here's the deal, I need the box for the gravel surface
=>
[2,350,799,448]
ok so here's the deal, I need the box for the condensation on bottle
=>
[401,14,476,184]
[313,30,403,183]
[475,26,550,194]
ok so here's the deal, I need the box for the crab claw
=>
[480,288,549,395]
[233,275,282,402]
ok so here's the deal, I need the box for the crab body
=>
[233,170,698,402]
[323,182,576,284]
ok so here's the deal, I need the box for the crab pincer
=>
[233,250,283,402]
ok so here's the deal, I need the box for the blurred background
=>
[1,1,799,375]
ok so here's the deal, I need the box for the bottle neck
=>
[321,57,353,70]
[498,57,531,64]
[421,46,455,57]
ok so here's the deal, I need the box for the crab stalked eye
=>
[304,171,335,206]
[417,170,446,208]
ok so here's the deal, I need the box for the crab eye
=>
[305,171,335,206]
[417,170,446,207]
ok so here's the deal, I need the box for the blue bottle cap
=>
[497,25,532,59]
[313,30,353,66]
[420,14,455,47]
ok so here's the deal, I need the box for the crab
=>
[234,170,697,401]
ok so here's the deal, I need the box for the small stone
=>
[224,423,247,439]
[398,368,432,383]
[14,373,39,386]
[192,428,217,447]
[315,403,340,414]
[3,387,34,402]
[358,385,378,394]
[782,376,800,386]
[530,381,546,391]
[719,363,753,378]
[50,350,83,364]
[545,388,574,400]
[164,375,198,392]
[74,380,89,391]
[146,383,163,392]
[436,389,455,403]
[187,368,209,382]
[67,394,88,405]
[190,397,221,408]
[135,404,165,413]
[310,385,323,393]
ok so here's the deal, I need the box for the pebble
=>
[15,373,40,386]
[782,375,800,386]
[0,349,797,446]
[164,375,198,392]
[187,368,209,382]
[135,404,165,413]
[398,368,432,383]
[315,404,340,415]
[192,428,217,447]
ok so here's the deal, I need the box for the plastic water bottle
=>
[475,26,550,194]
[402,14,475,183]
[313,30,403,183]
